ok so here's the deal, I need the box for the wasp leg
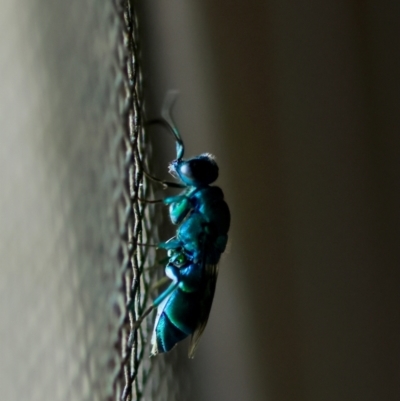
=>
[131,281,179,331]
[150,276,171,292]
[163,194,186,204]
[158,238,181,250]
[141,255,169,273]
[130,305,155,330]
[137,192,189,205]
[153,281,179,307]
[138,196,164,204]
[143,169,185,189]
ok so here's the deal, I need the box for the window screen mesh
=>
[0,0,189,400]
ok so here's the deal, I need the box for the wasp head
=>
[169,153,219,187]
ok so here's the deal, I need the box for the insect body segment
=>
[151,252,199,354]
[161,185,230,264]
[137,94,230,357]
[151,249,219,358]
[161,154,230,265]
[151,153,230,357]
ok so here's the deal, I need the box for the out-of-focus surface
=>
[0,0,189,399]
[0,1,129,400]
[140,1,400,401]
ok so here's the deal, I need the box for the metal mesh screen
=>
[112,1,182,400]
[0,0,189,400]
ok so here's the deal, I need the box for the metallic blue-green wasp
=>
[135,93,230,357]
[149,248,219,357]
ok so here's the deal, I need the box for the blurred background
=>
[1,0,400,400]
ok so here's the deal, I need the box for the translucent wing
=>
[188,263,219,358]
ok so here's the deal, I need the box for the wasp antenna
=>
[161,91,185,161]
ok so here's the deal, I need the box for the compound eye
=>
[178,155,219,186]
[179,162,194,179]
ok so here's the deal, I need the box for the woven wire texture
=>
[0,0,188,400]
[113,1,183,400]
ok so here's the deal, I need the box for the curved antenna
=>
[142,91,186,189]
[161,90,185,160]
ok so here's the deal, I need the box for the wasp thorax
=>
[175,154,219,187]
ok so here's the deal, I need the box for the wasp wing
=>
[188,262,219,358]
